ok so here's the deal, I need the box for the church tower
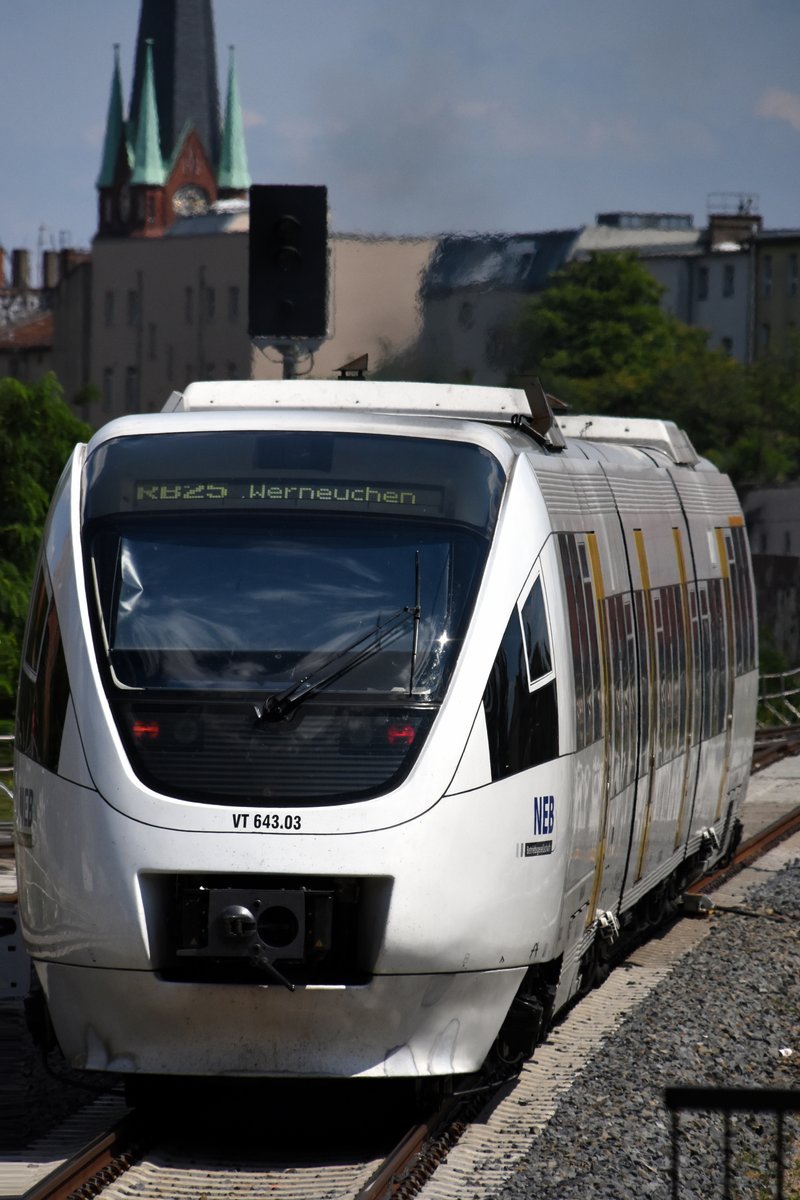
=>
[96,0,251,238]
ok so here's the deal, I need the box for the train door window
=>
[653,592,667,765]
[557,533,602,752]
[634,591,651,778]
[661,586,683,760]
[687,585,702,746]
[673,585,688,749]
[698,583,713,740]
[606,592,636,794]
[483,573,558,780]
[621,597,637,787]
[725,526,756,675]
[607,596,623,794]
[708,579,728,736]
[578,541,603,745]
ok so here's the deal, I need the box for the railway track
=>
[2,733,799,1200]
[752,721,800,771]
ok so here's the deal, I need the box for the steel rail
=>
[356,1118,436,1200]
[18,1114,143,1200]
[686,803,800,898]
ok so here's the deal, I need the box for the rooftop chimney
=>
[11,248,30,290]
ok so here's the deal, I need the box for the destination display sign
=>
[83,431,504,531]
[132,478,445,513]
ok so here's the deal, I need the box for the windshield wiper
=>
[254,603,420,723]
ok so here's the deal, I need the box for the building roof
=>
[421,230,582,298]
[575,224,700,254]
[129,0,220,167]
[130,40,166,186]
[96,44,129,188]
[0,312,53,352]
[756,229,800,244]
[217,46,251,192]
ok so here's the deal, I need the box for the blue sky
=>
[1,0,799,263]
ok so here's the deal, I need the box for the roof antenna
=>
[336,353,368,381]
[521,377,567,450]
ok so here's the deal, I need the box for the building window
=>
[127,289,140,326]
[102,367,114,412]
[227,360,238,378]
[722,264,735,298]
[146,194,156,225]
[125,366,139,412]
[762,255,773,299]
[696,266,709,301]
[760,323,771,351]
[789,254,798,298]
[104,290,115,327]
[228,286,240,321]
[185,287,194,324]
[147,322,157,361]
[720,336,733,355]
[206,287,216,319]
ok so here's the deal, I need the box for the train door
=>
[626,522,701,890]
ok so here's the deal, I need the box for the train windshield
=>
[93,516,483,699]
[83,430,504,805]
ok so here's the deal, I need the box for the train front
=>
[15,399,561,1079]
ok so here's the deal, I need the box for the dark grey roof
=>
[421,231,582,299]
[756,229,800,243]
[129,0,221,167]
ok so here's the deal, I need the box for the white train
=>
[14,381,757,1081]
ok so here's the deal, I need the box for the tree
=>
[0,375,91,716]
[512,252,759,481]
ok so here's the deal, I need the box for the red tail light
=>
[132,720,160,740]
[386,723,415,747]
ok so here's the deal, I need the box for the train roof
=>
[166,380,531,422]
[162,380,700,468]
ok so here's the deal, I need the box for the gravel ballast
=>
[491,855,799,1200]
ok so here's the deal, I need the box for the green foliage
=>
[514,253,800,488]
[0,375,91,718]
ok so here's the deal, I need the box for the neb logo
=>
[533,794,555,836]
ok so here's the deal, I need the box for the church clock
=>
[172,185,210,217]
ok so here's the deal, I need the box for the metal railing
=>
[758,666,800,727]
[665,1087,800,1199]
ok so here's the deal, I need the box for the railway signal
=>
[248,184,329,350]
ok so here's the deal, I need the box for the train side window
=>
[16,584,70,772]
[22,561,49,675]
[519,575,552,685]
[483,597,558,781]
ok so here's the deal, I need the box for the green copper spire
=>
[96,45,128,188]
[217,45,251,192]
[131,40,166,185]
